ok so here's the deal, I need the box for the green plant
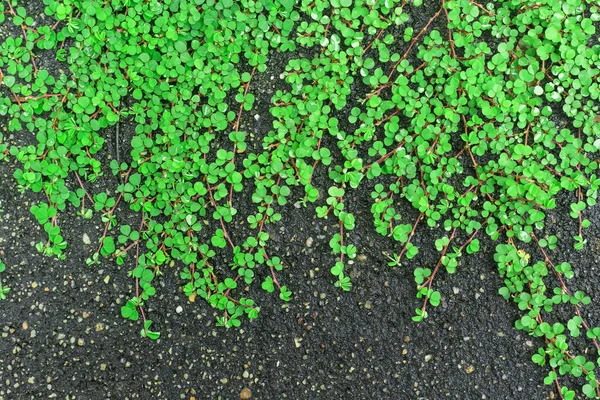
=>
[0,258,9,300]
[2,0,600,397]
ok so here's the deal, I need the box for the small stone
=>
[240,387,252,399]
[83,233,91,245]
[306,237,313,247]
[100,364,107,371]
[82,312,91,319]
[402,349,408,355]
[364,300,372,310]
[452,287,460,294]
[22,321,28,330]
[95,323,104,332]
[424,354,433,362]
[254,114,260,121]
[403,336,411,343]
[78,338,84,346]
[104,275,110,284]
[242,370,249,379]
[31,282,38,289]
[220,378,228,384]
[465,365,475,374]
[176,306,183,314]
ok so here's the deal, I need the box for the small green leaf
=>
[429,291,441,307]
[102,237,115,254]
[3,76,16,87]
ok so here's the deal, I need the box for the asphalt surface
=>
[2,1,599,399]
[0,159,555,399]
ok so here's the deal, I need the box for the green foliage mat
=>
[1,0,600,397]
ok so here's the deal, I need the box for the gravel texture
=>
[3,1,599,399]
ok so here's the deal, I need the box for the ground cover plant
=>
[0,258,9,300]
[1,0,600,397]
